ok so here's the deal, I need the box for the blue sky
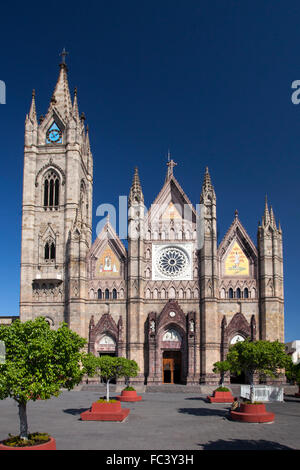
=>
[0,0,299,342]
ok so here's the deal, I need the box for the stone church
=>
[20,57,284,386]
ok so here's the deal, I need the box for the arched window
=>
[112,289,117,300]
[44,170,60,208]
[44,241,55,261]
[105,289,110,300]
[244,288,249,299]
[44,242,49,260]
[50,242,55,260]
[97,289,102,300]
[228,288,234,299]
[236,288,241,299]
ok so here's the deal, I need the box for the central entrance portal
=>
[162,351,182,384]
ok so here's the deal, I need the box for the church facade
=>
[20,60,284,385]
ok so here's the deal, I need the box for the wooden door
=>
[163,358,174,384]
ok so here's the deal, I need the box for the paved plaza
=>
[0,386,299,451]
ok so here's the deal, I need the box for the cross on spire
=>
[59,47,69,65]
[166,151,177,180]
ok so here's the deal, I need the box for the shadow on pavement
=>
[184,397,209,402]
[198,439,294,450]
[63,408,89,415]
[178,407,230,418]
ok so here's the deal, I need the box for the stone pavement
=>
[0,386,299,451]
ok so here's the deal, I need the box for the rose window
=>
[156,247,188,278]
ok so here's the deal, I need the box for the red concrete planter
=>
[116,390,142,402]
[0,436,56,450]
[231,403,275,423]
[80,401,130,422]
[207,390,234,403]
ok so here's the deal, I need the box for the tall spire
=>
[270,205,276,229]
[129,167,144,204]
[28,89,37,125]
[200,166,216,203]
[48,50,72,121]
[72,87,80,122]
[263,195,270,226]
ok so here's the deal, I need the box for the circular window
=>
[156,246,189,278]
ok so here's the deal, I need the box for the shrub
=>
[123,386,136,391]
[96,398,117,404]
[3,432,51,447]
[215,386,230,392]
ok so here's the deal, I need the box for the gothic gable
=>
[218,213,257,280]
[87,219,126,280]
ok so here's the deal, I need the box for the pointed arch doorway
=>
[161,327,184,384]
[162,350,182,384]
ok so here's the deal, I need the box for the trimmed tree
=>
[213,339,291,403]
[82,355,139,401]
[285,360,300,393]
[0,317,86,441]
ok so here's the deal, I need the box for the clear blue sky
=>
[0,0,299,342]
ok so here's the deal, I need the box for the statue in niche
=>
[150,320,155,333]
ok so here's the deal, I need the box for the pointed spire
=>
[85,124,91,153]
[48,54,72,121]
[270,205,277,229]
[28,89,37,124]
[72,87,80,121]
[129,167,144,204]
[263,195,270,226]
[200,166,216,204]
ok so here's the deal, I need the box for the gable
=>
[224,241,249,277]
[95,244,121,278]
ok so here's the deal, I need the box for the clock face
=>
[46,123,62,144]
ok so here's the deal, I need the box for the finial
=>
[235,209,238,218]
[167,149,171,162]
[32,89,35,97]
[59,47,69,65]
[166,155,177,179]
[74,87,77,96]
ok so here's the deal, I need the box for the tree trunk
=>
[106,379,110,402]
[18,401,28,440]
[249,371,255,403]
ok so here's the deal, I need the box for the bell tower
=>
[20,52,93,336]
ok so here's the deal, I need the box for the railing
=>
[240,385,284,402]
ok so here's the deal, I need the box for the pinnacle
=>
[129,167,144,204]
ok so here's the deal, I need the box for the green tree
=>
[0,317,86,440]
[82,355,139,402]
[213,339,291,402]
[285,360,300,390]
[213,360,231,387]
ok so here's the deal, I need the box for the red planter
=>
[0,436,56,450]
[207,390,234,403]
[116,390,142,402]
[231,403,275,423]
[80,401,130,422]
